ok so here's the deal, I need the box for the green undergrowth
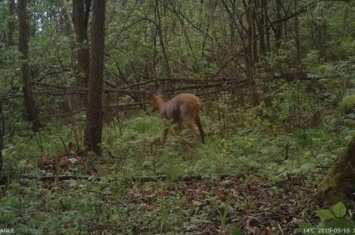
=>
[1,110,353,234]
[107,115,350,180]
[2,110,352,180]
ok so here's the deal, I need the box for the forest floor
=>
[12,170,316,235]
[114,174,315,235]
[1,114,349,234]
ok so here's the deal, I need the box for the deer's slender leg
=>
[185,121,201,142]
[195,116,205,144]
[175,121,188,144]
[161,119,170,147]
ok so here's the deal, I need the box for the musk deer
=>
[150,93,205,147]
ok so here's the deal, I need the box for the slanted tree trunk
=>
[154,0,171,77]
[318,134,355,204]
[18,0,41,132]
[84,0,105,155]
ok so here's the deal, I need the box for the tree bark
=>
[258,0,266,56]
[84,0,106,156]
[318,134,355,204]
[73,0,91,87]
[275,0,283,50]
[264,0,270,52]
[18,0,41,132]
[242,0,259,106]
[294,0,301,63]
[0,103,4,173]
[8,0,16,46]
[155,0,171,77]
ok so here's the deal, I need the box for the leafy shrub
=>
[339,95,355,115]
[298,202,355,235]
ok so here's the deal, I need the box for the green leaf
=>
[297,221,314,229]
[231,225,242,235]
[331,202,347,218]
[323,218,355,229]
[315,209,335,221]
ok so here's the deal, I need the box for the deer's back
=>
[160,94,201,122]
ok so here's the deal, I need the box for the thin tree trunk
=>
[258,0,266,55]
[8,0,16,46]
[275,0,282,50]
[294,0,301,63]
[84,0,106,156]
[229,0,236,47]
[264,0,270,52]
[0,103,4,173]
[242,0,253,78]
[250,0,259,106]
[18,0,41,132]
[153,24,158,76]
[154,0,171,77]
[251,1,258,64]
[242,0,259,106]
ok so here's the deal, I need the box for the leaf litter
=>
[121,175,315,235]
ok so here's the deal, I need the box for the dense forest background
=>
[1,0,355,234]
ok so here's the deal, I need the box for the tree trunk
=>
[264,0,270,52]
[242,0,259,106]
[275,0,282,50]
[318,134,355,204]
[0,103,4,173]
[8,0,16,46]
[258,0,266,55]
[154,0,171,77]
[73,0,91,87]
[251,1,258,64]
[294,0,301,63]
[84,0,106,156]
[18,0,41,132]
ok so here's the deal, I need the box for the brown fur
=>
[151,93,205,147]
